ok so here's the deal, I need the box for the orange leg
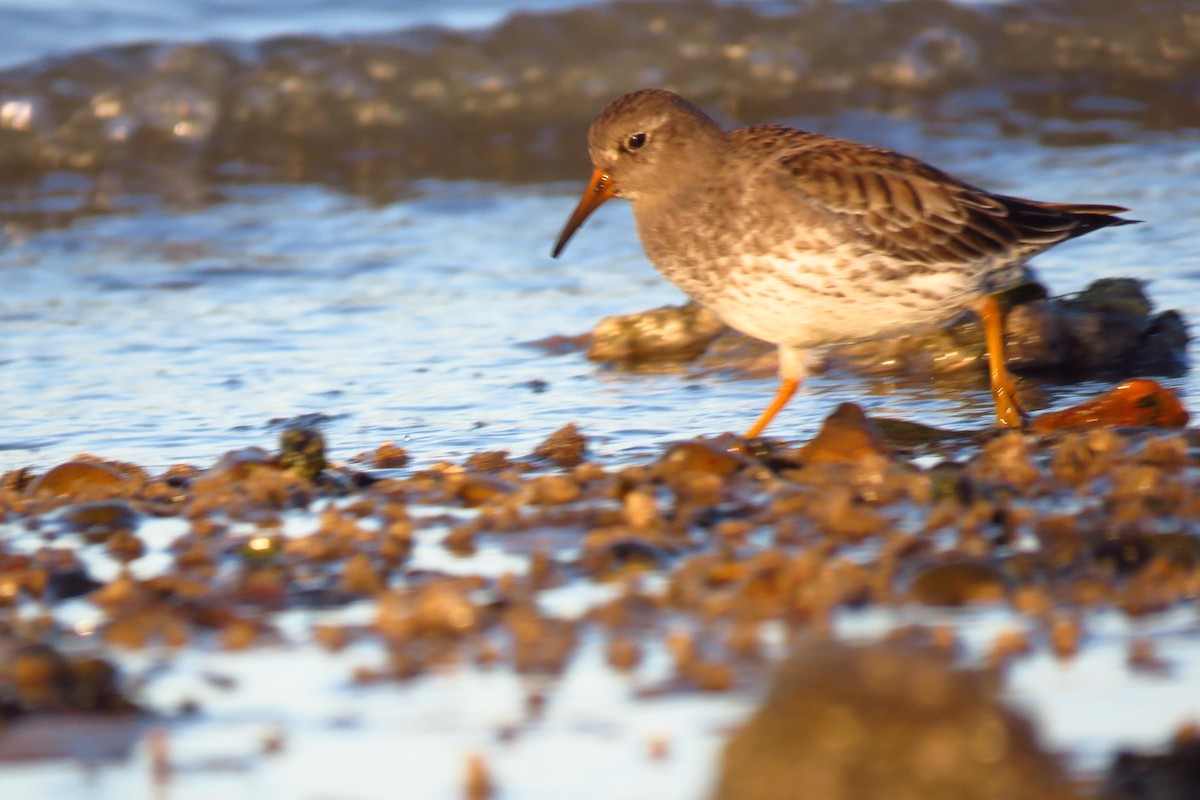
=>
[972,295,1026,428]
[744,346,807,439]
[744,377,799,439]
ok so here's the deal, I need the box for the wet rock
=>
[278,425,327,481]
[587,302,725,365]
[209,447,278,479]
[59,499,138,542]
[966,431,1040,491]
[694,329,777,377]
[88,570,147,614]
[621,488,661,530]
[453,475,517,507]
[0,642,138,716]
[1144,533,1200,568]
[1126,638,1172,677]
[105,530,146,563]
[1031,379,1188,433]
[1036,279,1188,376]
[830,279,1187,382]
[464,450,516,473]
[444,523,478,556]
[712,644,1080,800]
[138,472,195,516]
[1050,429,1129,484]
[523,332,590,356]
[523,474,581,506]
[872,418,977,451]
[6,643,73,710]
[376,581,482,641]
[656,440,748,477]
[796,403,893,465]
[359,442,410,469]
[9,347,1200,782]
[44,565,102,602]
[2,467,35,495]
[531,423,587,468]
[583,535,673,579]
[503,605,577,675]
[313,623,351,652]
[1103,726,1200,800]
[339,552,385,595]
[65,657,136,712]
[25,460,126,501]
[188,453,313,517]
[1049,615,1083,660]
[221,618,263,650]
[686,659,737,692]
[905,560,1010,607]
[1093,534,1154,575]
[986,628,1033,670]
[606,634,643,671]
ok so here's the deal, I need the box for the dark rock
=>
[59,500,138,542]
[45,568,103,602]
[592,279,1186,389]
[656,440,748,477]
[531,423,587,468]
[797,403,893,465]
[26,461,124,500]
[1103,730,1200,800]
[588,302,725,365]
[279,426,327,481]
[905,559,1010,606]
[712,643,1080,800]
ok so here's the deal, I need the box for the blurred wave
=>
[0,0,1195,220]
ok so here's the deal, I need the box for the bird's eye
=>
[626,132,647,151]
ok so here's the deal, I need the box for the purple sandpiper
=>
[553,89,1135,437]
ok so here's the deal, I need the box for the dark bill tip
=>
[551,169,615,258]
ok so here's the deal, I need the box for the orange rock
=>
[1031,379,1188,433]
[902,556,1008,606]
[657,440,748,476]
[797,403,893,465]
[26,461,124,499]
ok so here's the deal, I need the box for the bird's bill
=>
[552,169,616,258]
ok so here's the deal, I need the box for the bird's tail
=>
[995,196,1140,241]
[1036,201,1140,232]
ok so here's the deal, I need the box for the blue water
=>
[0,0,603,67]
[3,123,1194,474]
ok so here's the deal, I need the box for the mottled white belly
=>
[661,248,982,350]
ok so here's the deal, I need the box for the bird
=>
[552,89,1136,438]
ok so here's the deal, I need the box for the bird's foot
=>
[991,379,1029,429]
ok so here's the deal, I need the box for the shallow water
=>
[3,126,1197,474]
[2,0,1200,798]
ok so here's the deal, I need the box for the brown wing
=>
[742,126,1134,267]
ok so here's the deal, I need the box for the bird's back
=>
[730,124,1134,274]
[641,125,1135,348]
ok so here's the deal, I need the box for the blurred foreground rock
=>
[712,644,1081,800]
[1103,727,1200,800]
[0,641,137,719]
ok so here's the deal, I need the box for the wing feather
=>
[734,127,1134,269]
